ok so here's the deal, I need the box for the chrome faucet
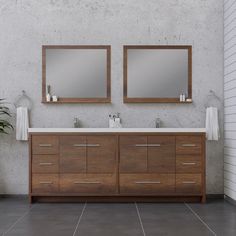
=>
[155,118,161,128]
[74,117,80,128]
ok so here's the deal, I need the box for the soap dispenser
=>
[46,85,51,102]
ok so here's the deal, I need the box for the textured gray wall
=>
[0,0,223,194]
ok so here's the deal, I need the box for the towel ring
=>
[204,90,221,109]
[14,90,33,110]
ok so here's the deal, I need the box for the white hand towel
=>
[205,106,220,141]
[16,106,29,141]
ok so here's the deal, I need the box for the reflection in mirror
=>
[42,46,111,103]
[124,46,192,103]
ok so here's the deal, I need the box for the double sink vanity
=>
[28,128,206,203]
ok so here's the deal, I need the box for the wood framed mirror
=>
[42,45,111,103]
[123,45,192,103]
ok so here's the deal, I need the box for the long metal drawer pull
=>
[73,144,86,147]
[39,162,53,166]
[135,181,161,184]
[148,144,161,147]
[182,181,196,184]
[181,144,197,147]
[182,162,196,165]
[86,144,100,147]
[39,144,52,147]
[39,181,53,184]
[135,144,147,147]
[73,181,101,184]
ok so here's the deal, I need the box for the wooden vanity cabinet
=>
[29,132,205,203]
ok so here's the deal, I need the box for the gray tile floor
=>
[0,197,236,236]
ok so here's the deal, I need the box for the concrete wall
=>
[0,0,223,194]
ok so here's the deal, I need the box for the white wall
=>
[0,0,223,194]
[224,0,236,200]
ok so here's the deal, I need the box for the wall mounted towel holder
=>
[14,90,33,110]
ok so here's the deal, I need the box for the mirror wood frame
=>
[42,45,111,103]
[123,45,192,103]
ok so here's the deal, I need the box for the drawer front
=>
[120,174,175,195]
[176,155,202,173]
[60,174,116,194]
[32,136,59,154]
[32,174,59,193]
[176,136,202,155]
[176,174,202,194]
[32,155,59,173]
[120,136,147,173]
[60,136,86,155]
[148,136,175,173]
[87,136,116,173]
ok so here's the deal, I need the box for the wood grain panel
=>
[87,136,116,173]
[32,136,59,154]
[32,174,59,193]
[32,155,59,173]
[176,174,202,194]
[120,136,147,173]
[60,136,86,155]
[176,155,202,173]
[60,174,116,194]
[176,136,202,155]
[148,136,175,173]
[120,174,175,195]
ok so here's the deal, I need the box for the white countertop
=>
[28,128,206,133]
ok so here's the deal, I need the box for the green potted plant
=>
[0,99,13,134]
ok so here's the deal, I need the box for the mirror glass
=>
[42,46,110,103]
[124,46,192,103]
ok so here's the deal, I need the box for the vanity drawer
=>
[32,174,59,193]
[176,155,202,173]
[120,136,147,173]
[119,174,175,195]
[32,155,59,173]
[32,136,59,154]
[60,174,116,194]
[60,136,86,155]
[148,136,175,173]
[176,136,202,155]
[176,174,202,194]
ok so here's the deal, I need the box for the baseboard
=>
[224,195,236,206]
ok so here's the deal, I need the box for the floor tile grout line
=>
[3,204,36,236]
[184,203,217,236]
[72,202,87,236]
[135,202,146,236]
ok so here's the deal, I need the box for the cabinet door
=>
[60,136,86,173]
[87,136,116,173]
[148,136,175,173]
[120,136,147,173]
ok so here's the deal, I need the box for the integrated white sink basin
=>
[28,128,206,133]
